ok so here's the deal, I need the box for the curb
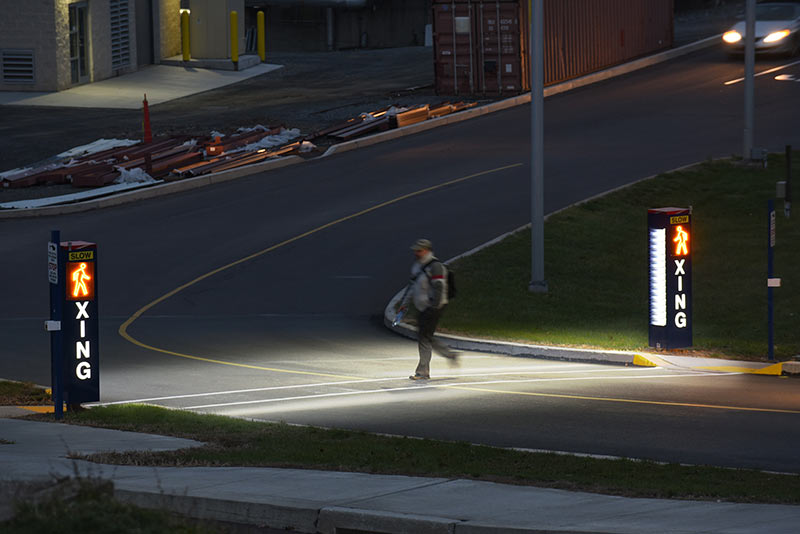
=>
[384,284,656,368]
[1,36,721,219]
[0,406,39,418]
[115,489,320,533]
[0,155,303,219]
[383,303,800,375]
[783,361,800,375]
[383,305,656,369]
[321,35,721,160]
[115,487,575,534]
[318,507,456,534]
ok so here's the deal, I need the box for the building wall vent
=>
[2,49,35,83]
[110,0,131,69]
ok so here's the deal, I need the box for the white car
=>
[722,2,800,56]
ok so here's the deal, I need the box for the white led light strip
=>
[649,228,666,326]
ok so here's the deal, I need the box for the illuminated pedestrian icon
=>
[673,225,689,256]
[71,262,92,298]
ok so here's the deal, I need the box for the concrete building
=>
[0,0,430,92]
[244,0,431,52]
[0,0,181,92]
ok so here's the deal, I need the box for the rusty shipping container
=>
[433,1,529,96]
[433,0,673,96]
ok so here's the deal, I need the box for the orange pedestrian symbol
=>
[673,225,689,256]
[71,262,92,298]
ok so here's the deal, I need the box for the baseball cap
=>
[411,238,433,251]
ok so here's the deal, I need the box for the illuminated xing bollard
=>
[62,241,100,404]
[648,207,692,349]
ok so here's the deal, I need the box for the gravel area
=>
[0,46,492,203]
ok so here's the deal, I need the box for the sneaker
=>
[447,352,461,367]
[409,374,430,380]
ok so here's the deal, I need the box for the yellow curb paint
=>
[21,406,55,413]
[119,164,523,377]
[753,363,784,376]
[633,354,657,367]
[697,363,784,376]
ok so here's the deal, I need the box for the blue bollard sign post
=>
[47,231,64,419]
[767,199,780,361]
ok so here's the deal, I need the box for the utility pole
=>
[529,0,547,293]
[743,0,755,160]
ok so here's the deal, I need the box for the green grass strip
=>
[442,156,800,360]
[62,405,800,504]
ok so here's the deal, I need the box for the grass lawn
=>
[442,155,800,360]
[50,404,800,505]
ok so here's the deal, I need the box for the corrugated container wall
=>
[433,0,673,96]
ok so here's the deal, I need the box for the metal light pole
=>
[529,0,547,293]
[743,0,755,160]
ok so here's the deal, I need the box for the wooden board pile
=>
[0,127,299,189]
[2,101,477,190]
[309,101,476,142]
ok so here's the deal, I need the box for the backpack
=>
[422,259,456,300]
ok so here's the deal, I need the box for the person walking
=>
[399,238,458,380]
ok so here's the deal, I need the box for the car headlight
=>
[723,30,742,44]
[763,30,790,43]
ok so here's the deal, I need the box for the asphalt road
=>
[2,46,800,472]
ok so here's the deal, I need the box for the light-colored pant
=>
[415,306,454,377]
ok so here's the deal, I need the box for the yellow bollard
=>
[181,11,190,61]
[230,11,239,64]
[257,11,266,62]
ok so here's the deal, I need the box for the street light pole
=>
[529,0,547,293]
[743,0,755,161]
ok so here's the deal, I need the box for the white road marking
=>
[182,372,733,410]
[94,366,657,406]
[724,59,800,85]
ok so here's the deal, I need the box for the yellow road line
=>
[118,163,523,378]
[448,386,800,414]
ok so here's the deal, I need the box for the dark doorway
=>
[136,0,154,65]
[69,2,90,85]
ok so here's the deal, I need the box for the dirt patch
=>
[0,381,51,406]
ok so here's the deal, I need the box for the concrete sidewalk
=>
[0,62,282,109]
[1,417,798,533]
